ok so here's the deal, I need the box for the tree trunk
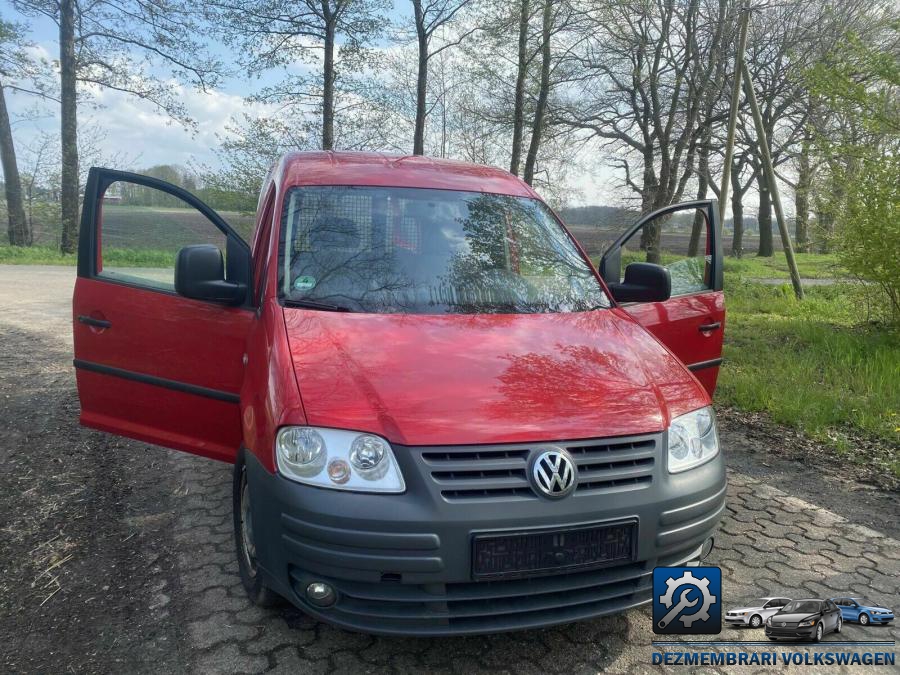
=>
[730,166,744,258]
[322,19,336,151]
[639,154,661,263]
[522,0,551,186]
[756,173,773,257]
[509,0,530,175]
[688,137,710,257]
[0,83,29,246]
[59,0,79,254]
[794,138,811,253]
[412,0,428,156]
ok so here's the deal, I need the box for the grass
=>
[0,245,174,267]
[722,251,848,279]
[717,275,899,476]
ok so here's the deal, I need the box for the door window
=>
[616,206,712,296]
[97,180,227,291]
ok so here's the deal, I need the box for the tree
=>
[807,19,899,318]
[13,0,220,252]
[0,15,53,246]
[509,0,532,174]
[207,0,388,153]
[409,0,475,154]
[562,0,732,261]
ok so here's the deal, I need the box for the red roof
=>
[277,151,538,198]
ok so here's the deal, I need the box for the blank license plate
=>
[472,521,636,580]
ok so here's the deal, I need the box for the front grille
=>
[288,547,695,635]
[418,434,659,501]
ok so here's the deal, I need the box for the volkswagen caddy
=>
[72,152,727,635]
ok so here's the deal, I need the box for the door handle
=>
[78,315,111,329]
[698,321,721,332]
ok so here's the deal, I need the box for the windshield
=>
[278,186,610,314]
[852,598,872,607]
[782,601,821,614]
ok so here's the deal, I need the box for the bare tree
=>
[562,0,733,261]
[208,0,388,152]
[14,0,220,252]
[409,0,475,154]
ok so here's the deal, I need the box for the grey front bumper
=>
[246,434,727,635]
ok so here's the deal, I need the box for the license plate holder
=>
[472,519,637,580]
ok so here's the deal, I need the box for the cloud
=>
[6,74,274,173]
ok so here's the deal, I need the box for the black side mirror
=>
[607,262,671,303]
[175,244,246,305]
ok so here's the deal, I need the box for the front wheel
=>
[750,614,763,628]
[836,617,842,633]
[859,613,870,626]
[814,623,824,642]
[234,451,280,607]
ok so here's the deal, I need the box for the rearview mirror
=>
[607,262,671,303]
[175,244,246,305]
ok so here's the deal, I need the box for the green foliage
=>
[806,21,900,320]
[831,154,899,320]
[718,277,899,472]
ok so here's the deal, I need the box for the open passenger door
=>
[598,200,725,395]
[72,168,255,462]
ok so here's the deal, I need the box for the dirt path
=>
[1,265,897,674]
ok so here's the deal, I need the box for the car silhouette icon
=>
[831,597,895,625]
[725,597,790,628]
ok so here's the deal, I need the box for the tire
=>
[836,617,842,633]
[750,614,763,628]
[859,613,870,626]
[234,451,280,607]
[814,623,823,642]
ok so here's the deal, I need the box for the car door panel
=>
[623,291,725,394]
[598,200,725,396]
[73,168,253,463]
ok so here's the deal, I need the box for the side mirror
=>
[607,262,671,303]
[175,244,246,305]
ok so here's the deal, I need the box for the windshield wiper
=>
[283,298,351,312]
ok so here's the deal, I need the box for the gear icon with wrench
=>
[652,566,722,634]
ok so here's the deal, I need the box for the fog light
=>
[701,537,714,559]
[306,582,336,607]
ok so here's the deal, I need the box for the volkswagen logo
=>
[780,622,786,627]
[530,448,577,498]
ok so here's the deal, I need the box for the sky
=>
[2,2,692,209]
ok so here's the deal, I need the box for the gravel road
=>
[1,265,897,674]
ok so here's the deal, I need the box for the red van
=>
[73,152,726,635]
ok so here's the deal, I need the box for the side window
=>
[618,206,712,296]
[97,180,226,291]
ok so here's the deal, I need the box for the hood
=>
[773,613,820,623]
[728,606,763,614]
[282,308,708,447]
[861,605,891,612]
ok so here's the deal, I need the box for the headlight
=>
[798,619,817,627]
[667,406,719,473]
[766,617,772,625]
[276,426,405,493]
